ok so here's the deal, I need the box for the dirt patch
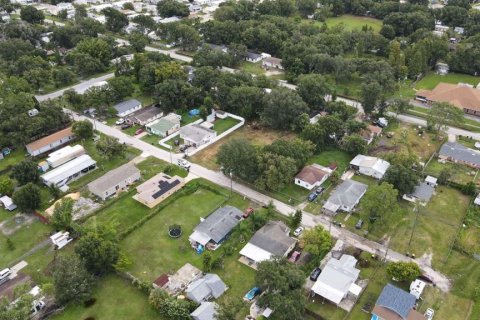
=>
[417,252,434,267]
[0,272,31,301]
[0,214,37,236]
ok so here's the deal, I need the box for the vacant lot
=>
[322,15,383,32]
[0,148,25,173]
[415,72,480,90]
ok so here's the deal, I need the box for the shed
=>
[0,196,16,211]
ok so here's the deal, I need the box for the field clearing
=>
[320,15,383,32]
[415,72,480,90]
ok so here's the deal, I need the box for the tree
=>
[52,68,76,87]
[57,8,68,20]
[341,134,368,155]
[289,210,302,229]
[0,177,14,196]
[361,80,382,114]
[383,164,419,195]
[174,24,201,52]
[437,169,452,185]
[256,258,306,320]
[11,159,39,185]
[386,261,421,282]
[53,254,94,305]
[0,293,33,320]
[157,0,189,17]
[123,2,134,10]
[390,98,411,117]
[72,120,94,140]
[96,136,126,159]
[296,74,331,109]
[361,182,399,229]
[202,251,213,272]
[261,89,309,130]
[217,138,260,183]
[263,139,315,170]
[388,40,408,80]
[296,0,317,17]
[102,7,129,32]
[226,86,265,120]
[128,32,149,52]
[51,198,74,231]
[149,289,194,320]
[255,153,297,191]
[427,102,465,135]
[216,297,244,320]
[462,181,477,195]
[12,183,41,212]
[20,6,44,24]
[302,225,332,259]
[108,76,135,102]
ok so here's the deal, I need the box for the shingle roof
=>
[131,105,162,122]
[246,51,261,60]
[439,142,480,166]
[376,284,417,320]
[147,116,179,133]
[295,165,328,185]
[416,83,480,112]
[180,124,216,143]
[410,182,434,202]
[194,206,242,243]
[113,99,141,114]
[88,163,139,193]
[324,180,368,209]
[191,302,218,320]
[26,127,73,152]
[186,274,227,303]
[249,221,296,256]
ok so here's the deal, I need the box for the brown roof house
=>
[416,83,480,116]
[133,173,185,208]
[295,164,333,190]
[26,127,74,156]
[360,125,383,145]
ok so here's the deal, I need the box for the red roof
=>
[153,274,169,287]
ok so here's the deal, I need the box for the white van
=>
[0,268,11,284]
[178,159,191,170]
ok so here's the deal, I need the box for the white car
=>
[178,159,191,170]
[115,118,125,125]
[0,268,11,284]
[424,308,434,320]
[293,227,304,237]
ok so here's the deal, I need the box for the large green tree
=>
[11,159,40,185]
[217,138,260,183]
[53,254,94,305]
[361,182,399,229]
[157,0,189,17]
[302,225,332,259]
[255,152,297,191]
[12,183,41,212]
[20,6,44,24]
[386,261,421,282]
[102,7,129,32]
[427,102,465,135]
[261,89,309,130]
[96,136,126,160]
[72,120,94,140]
[384,164,419,195]
[51,198,74,230]
[149,289,194,320]
[296,74,331,109]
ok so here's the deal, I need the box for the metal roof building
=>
[88,163,140,200]
[41,154,96,187]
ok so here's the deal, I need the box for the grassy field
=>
[238,61,265,75]
[322,15,383,32]
[213,117,241,134]
[424,159,477,185]
[415,72,480,90]
[0,148,25,172]
[308,149,353,174]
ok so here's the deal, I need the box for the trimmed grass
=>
[180,110,201,125]
[140,133,160,145]
[308,149,353,174]
[213,117,241,134]
[0,148,25,172]
[52,275,160,320]
[321,15,383,32]
[136,156,188,179]
[424,159,477,185]
[238,61,265,76]
[415,72,480,90]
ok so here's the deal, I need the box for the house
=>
[438,142,480,169]
[311,255,361,305]
[88,163,141,200]
[191,302,218,320]
[189,206,243,249]
[245,51,262,63]
[350,155,390,179]
[0,196,16,211]
[371,284,425,320]
[113,99,142,117]
[134,173,185,208]
[25,127,75,156]
[46,145,85,168]
[262,57,283,70]
[50,231,73,249]
[126,105,163,126]
[454,26,465,35]
[180,124,217,148]
[159,16,181,24]
[154,263,202,295]
[323,180,368,215]
[415,83,480,116]
[239,220,296,268]
[402,176,437,205]
[41,154,97,187]
[294,164,332,190]
[361,125,383,145]
[186,273,228,303]
[146,113,181,137]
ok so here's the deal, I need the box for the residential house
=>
[350,155,390,179]
[153,263,202,295]
[415,83,480,116]
[403,176,437,205]
[294,164,332,190]
[146,113,181,137]
[454,26,465,35]
[0,196,16,211]
[322,180,368,215]
[88,163,141,200]
[438,141,480,169]
[371,284,426,320]
[126,105,163,126]
[46,144,85,168]
[186,273,228,304]
[262,57,283,70]
[26,127,75,156]
[134,173,185,208]
[180,124,217,148]
[113,99,142,117]
[191,302,218,320]
[239,220,296,268]
[245,51,262,63]
[311,255,361,305]
[361,125,383,145]
[189,206,243,249]
[41,154,96,187]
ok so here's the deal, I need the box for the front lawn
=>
[415,72,480,90]
[238,61,265,76]
[322,15,383,32]
[140,133,160,145]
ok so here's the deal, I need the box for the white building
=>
[180,124,217,148]
[323,180,368,215]
[349,155,390,179]
[46,145,85,168]
[41,154,96,187]
[25,127,75,157]
[294,164,332,190]
[50,231,73,249]
[0,196,16,211]
[88,163,141,200]
[113,99,142,117]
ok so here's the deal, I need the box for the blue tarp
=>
[189,109,200,116]
[196,244,204,255]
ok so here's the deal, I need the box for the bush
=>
[84,298,96,308]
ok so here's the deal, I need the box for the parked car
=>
[288,251,301,263]
[0,268,11,284]
[309,267,322,281]
[135,128,144,135]
[307,192,318,202]
[424,308,434,320]
[243,207,254,219]
[115,118,125,125]
[178,159,191,170]
[121,123,132,130]
[355,219,364,229]
[293,227,304,237]
[315,187,325,195]
[31,300,46,316]
[179,145,188,152]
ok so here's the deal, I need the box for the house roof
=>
[248,221,296,257]
[439,142,480,166]
[264,57,282,64]
[350,155,390,176]
[193,206,242,244]
[0,196,14,208]
[135,173,183,203]
[164,263,202,295]
[153,273,169,287]
[113,99,141,114]
[311,255,360,304]
[88,163,139,194]
[180,124,216,143]
[410,182,434,202]
[368,125,383,134]
[295,165,329,185]
[130,105,163,123]
[416,83,480,112]
[246,51,262,60]
[26,127,73,152]
[186,274,227,303]
[323,180,368,211]
[375,284,417,320]
[146,114,180,132]
[190,302,218,320]
[41,154,96,185]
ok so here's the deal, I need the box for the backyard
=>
[415,72,480,90]
[0,148,25,173]
[213,116,242,134]
[424,159,478,185]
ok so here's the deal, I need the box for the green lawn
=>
[180,110,201,125]
[238,61,265,75]
[0,148,25,173]
[415,72,480,90]
[424,159,477,185]
[308,148,353,173]
[323,15,383,32]
[136,156,188,179]
[351,174,379,187]
[140,133,160,145]
[213,117,242,134]
[52,275,160,320]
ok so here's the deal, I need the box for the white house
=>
[180,124,217,148]
[245,51,262,63]
[349,155,390,179]
[41,154,96,187]
[50,231,73,249]
[46,145,85,168]
[0,196,16,211]
[88,163,141,200]
[25,127,75,157]
[113,99,142,117]
[294,164,332,190]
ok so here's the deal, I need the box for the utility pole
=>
[229,170,233,198]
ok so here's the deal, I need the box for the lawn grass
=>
[424,159,477,185]
[322,14,383,32]
[238,61,265,75]
[0,148,25,172]
[52,275,160,320]
[140,133,160,146]
[415,72,480,90]
[457,136,477,149]
[136,156,188,179]
[213,117,241,134]
[351,174,379,187]
[180,110,201,125]
[308,148,353,174]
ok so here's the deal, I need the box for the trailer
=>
[46,145,85,168]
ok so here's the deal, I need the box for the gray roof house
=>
[126,105,163,126]
[323,180,368,215]
[189,206,242,248]
[191,302,218,320]
[186,274,228,304]
[239,221,297,267]
[372,284,424,320]
[403,176,437,205]
[146,113,181,137]
[438,142,480,169]
[180,124,217,148]
[246,51,262,63]
[113,99,142,117]
[88,163,141,200]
